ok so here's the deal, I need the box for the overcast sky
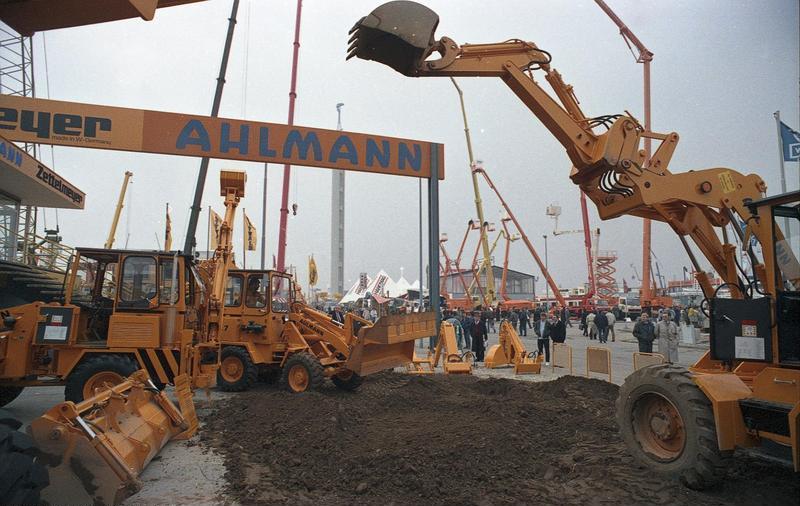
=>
[22,0,800,295]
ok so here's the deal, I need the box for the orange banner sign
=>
[0,95,445,179]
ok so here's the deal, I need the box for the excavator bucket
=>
[347,0,439,75]
[346,312,436,376]
[220,169,246,197]
[28,371,196,506]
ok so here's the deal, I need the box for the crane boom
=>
[104,171,132,249]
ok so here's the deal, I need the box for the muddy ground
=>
[201,373,798,505]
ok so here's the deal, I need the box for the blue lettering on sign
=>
[0,141,22,167]
[283,130,322,161]
[398,143,422,172]
[220,123,249,154]
[176,120,211,151]
[258,127,277,157]
[328,135,358,165]
[365,139,390,168]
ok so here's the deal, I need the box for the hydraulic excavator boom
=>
[348,0,800,487]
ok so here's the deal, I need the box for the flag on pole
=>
[209,208,223,250]
[244,212,257,251]
[308,255,318,286]
[779,120,800,161]
[164,204,172,251]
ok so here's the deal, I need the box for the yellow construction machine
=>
[211,270,436,392]
[349,1,799,488]
[0,170,246,405]
[407,321,473,375]
[486,320,542,374]
[0,170,247,504]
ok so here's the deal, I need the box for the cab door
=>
[266,273,293,339]
[240,272,270,339]
[219,273,244,341]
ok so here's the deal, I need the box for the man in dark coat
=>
[550,314,567,344]
[561,306,572,327]
[580,309,588,336]
[534,314,552,364]
[594,310,609,343]
[633,313,656,353]
[470,312,487,362]
[518,309,529,336]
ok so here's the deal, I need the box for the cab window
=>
[120,256,157,302]
[159,259,180,304]
[225,275,243,307]
[246,274,269,308]
[271,276,291,313]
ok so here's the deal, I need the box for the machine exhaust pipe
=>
[347,0,440,76]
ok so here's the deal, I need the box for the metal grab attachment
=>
[406,321,472,375]
[28,370,197,506]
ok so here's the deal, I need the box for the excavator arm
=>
[348,1,768,299]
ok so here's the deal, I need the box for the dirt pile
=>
[201,373,798,505]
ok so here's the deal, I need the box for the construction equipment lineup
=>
[0,1,798,505]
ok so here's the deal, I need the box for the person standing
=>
[655,311,680,363]
[550,314,566,345]
[331,306,345,324]
[594,310,609,343]
[460,312,473,351]
[633,313,656,353]
[509,310,519,333]
[471,312,487,362]
[605,310,616,342]
[580,309,588,336]
[518,308,529,336]
[586,311,597,340]
[534,314,552,365]
[561,306,572,327]
[487,308,496,334]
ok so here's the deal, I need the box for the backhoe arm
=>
[348,1,769,300]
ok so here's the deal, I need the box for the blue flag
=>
[780,120,800,161]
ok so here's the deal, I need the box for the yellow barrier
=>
[586,346,612,382]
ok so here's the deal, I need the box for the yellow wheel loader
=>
[212,267,437,393]
[0,171,247,504]
[348,1,799,487]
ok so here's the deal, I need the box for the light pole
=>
[331,102,345,297]
[542,234,549,308]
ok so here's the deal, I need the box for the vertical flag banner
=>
[210,209,223,250]
[164,204,172,251]
[780,121,800,161]
[244,212,257,251]
[308,255,318,286]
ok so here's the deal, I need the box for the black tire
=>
[217,346,258,392]
[64,354,138,403]
[616,363,731,490]
[331,369,364,391]
[280,352,324,393]
[0,387,24,408]
[0,420,49,506]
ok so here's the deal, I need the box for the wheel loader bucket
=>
[28,371,197,506]
[346,312,436,376]
[347,0,439,76]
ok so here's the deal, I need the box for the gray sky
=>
[27,0,800,294]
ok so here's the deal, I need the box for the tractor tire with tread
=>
[217,346,258,392]
[0,418,49,506]
[616,363,731,490]
[0,387,24,408]
[64,354,138,403]
[331,370,364,391]
[281,352,324,393]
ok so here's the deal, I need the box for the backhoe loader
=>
[0,170,246,404]
[348,1,799,489]
[211,267,436,393]
[0,170,246,504]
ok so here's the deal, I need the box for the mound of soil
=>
[201,372,798,505]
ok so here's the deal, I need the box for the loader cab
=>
[66,248,200,345]
[750,191,800,366]
[222,269,294,339]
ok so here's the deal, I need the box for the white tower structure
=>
[330,103,345,296]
